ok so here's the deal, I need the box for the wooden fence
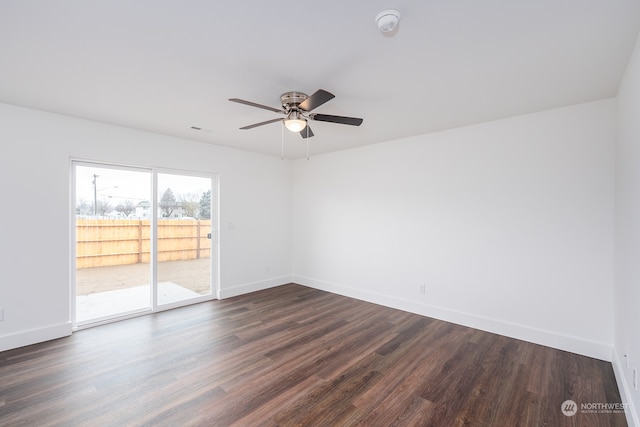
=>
[76,219,211,269]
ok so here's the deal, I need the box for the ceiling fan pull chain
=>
[281,121,285,160]
[306,131,310,160]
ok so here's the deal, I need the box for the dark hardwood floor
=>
[0,284,627,426]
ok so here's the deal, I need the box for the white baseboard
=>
[293,275,613,362]
[219,275,292,299]
[612,348,639,427]
[0,321,72,352]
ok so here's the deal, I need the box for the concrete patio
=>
[75,258,211,322]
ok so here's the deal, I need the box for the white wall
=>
[0,103,292,351]
[292,99,616,361]
[615,30,640,427]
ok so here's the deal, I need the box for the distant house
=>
[135,201,151,219]
[136,200,189,219]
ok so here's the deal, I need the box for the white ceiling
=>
[1,1,639,158]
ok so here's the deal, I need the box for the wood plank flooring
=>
[0,284,627,426]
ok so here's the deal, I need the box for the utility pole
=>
[92,174,99,216]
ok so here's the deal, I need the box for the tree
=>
[115,199,136,217]
[76,198,92,216]
[178,192,200,218]
[96,199,113,216]
[159,188,177,218]
[199,190,211,219]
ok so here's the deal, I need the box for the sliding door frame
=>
[70,158,219,330]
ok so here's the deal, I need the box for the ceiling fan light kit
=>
[284,111,307,132]
[376,9,401,33]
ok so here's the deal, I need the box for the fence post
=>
[138,220,143,264]
[196,220,201,259]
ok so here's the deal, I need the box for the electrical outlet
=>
[419,284,426,294]
[634,368,638,391]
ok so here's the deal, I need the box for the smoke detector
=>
[375,9,401,33]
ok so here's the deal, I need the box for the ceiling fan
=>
[229,89,363,138]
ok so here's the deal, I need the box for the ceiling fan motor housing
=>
[281,92,308,110]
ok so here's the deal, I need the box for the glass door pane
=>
[74,163,152,324]
[156,173,212,306]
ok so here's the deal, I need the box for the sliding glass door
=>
[73,161,216,326]
[74,164,152,323]
[156,173,212,306]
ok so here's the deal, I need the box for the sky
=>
[75,165,211,207]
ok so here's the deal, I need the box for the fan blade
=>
[299,89,335,112]
[310,113,363,126]
[229,98,284,114]
[299,125,314,139]
[239,118,283,130]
